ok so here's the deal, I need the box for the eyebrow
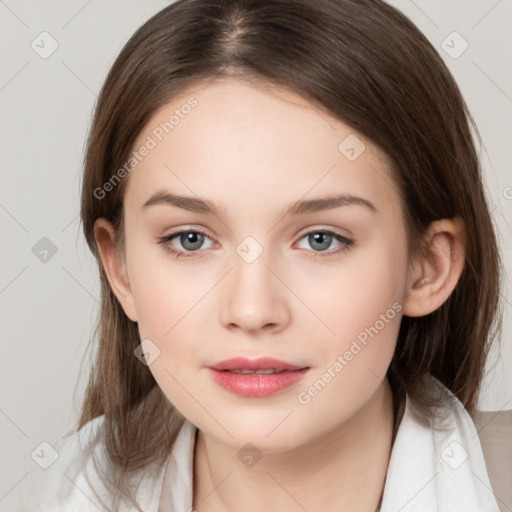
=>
[140,190,378,217]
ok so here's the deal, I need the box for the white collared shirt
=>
[2,377,501,511]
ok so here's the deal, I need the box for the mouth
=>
[207,357,310,397]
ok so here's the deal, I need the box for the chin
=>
[199,409,312,450]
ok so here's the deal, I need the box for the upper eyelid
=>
[162,226,352,239]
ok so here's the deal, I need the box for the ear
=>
[93,217,138,322]
[402,217,466,317]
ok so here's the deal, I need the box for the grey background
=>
[1,0,511,505]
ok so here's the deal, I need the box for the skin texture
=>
[94,77,466,511]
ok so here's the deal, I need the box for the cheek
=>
[127,255,208,413]
[131,271,200,337]
[128,238,211,338]
[283,244,406,442]
[291,232,407,415]
[299,234,407,349]
[127,242,216,403]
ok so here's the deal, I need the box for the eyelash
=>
[157,228,354,259]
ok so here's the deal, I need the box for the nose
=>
[219,248,291,335]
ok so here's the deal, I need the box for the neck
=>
[193,380,395,512]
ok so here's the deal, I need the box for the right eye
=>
[157,229,215,259]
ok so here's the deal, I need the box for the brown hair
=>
[77,0,502,509]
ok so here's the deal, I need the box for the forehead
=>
[125,77,400,219]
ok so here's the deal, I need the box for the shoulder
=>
[32,416,110,511]
[405,375,487,449]
[472,408,512,511]
[381,375,503,511]
[2,415,117,512]
[395,375,503,510]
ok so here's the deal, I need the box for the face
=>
[112,77,412,450]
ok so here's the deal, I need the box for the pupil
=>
[310,232,331,251]
[182,232,203,250]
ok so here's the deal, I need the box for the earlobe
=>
[402,217,466,317]
[93,218,138,322]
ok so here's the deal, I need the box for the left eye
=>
[157,229,353,258]
[295,231,353,255]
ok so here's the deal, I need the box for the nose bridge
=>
[232,236,276,305]
[219,235,290,332]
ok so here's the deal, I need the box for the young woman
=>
[13,0,504,511]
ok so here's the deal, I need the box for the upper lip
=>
[208,357,307,372]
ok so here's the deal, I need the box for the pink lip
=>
[207,357,310,397]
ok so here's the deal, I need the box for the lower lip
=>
[207,368,309,397]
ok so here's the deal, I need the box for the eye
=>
[157,228,354,259]
[295,230,353,256]
[157,229,214,259]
